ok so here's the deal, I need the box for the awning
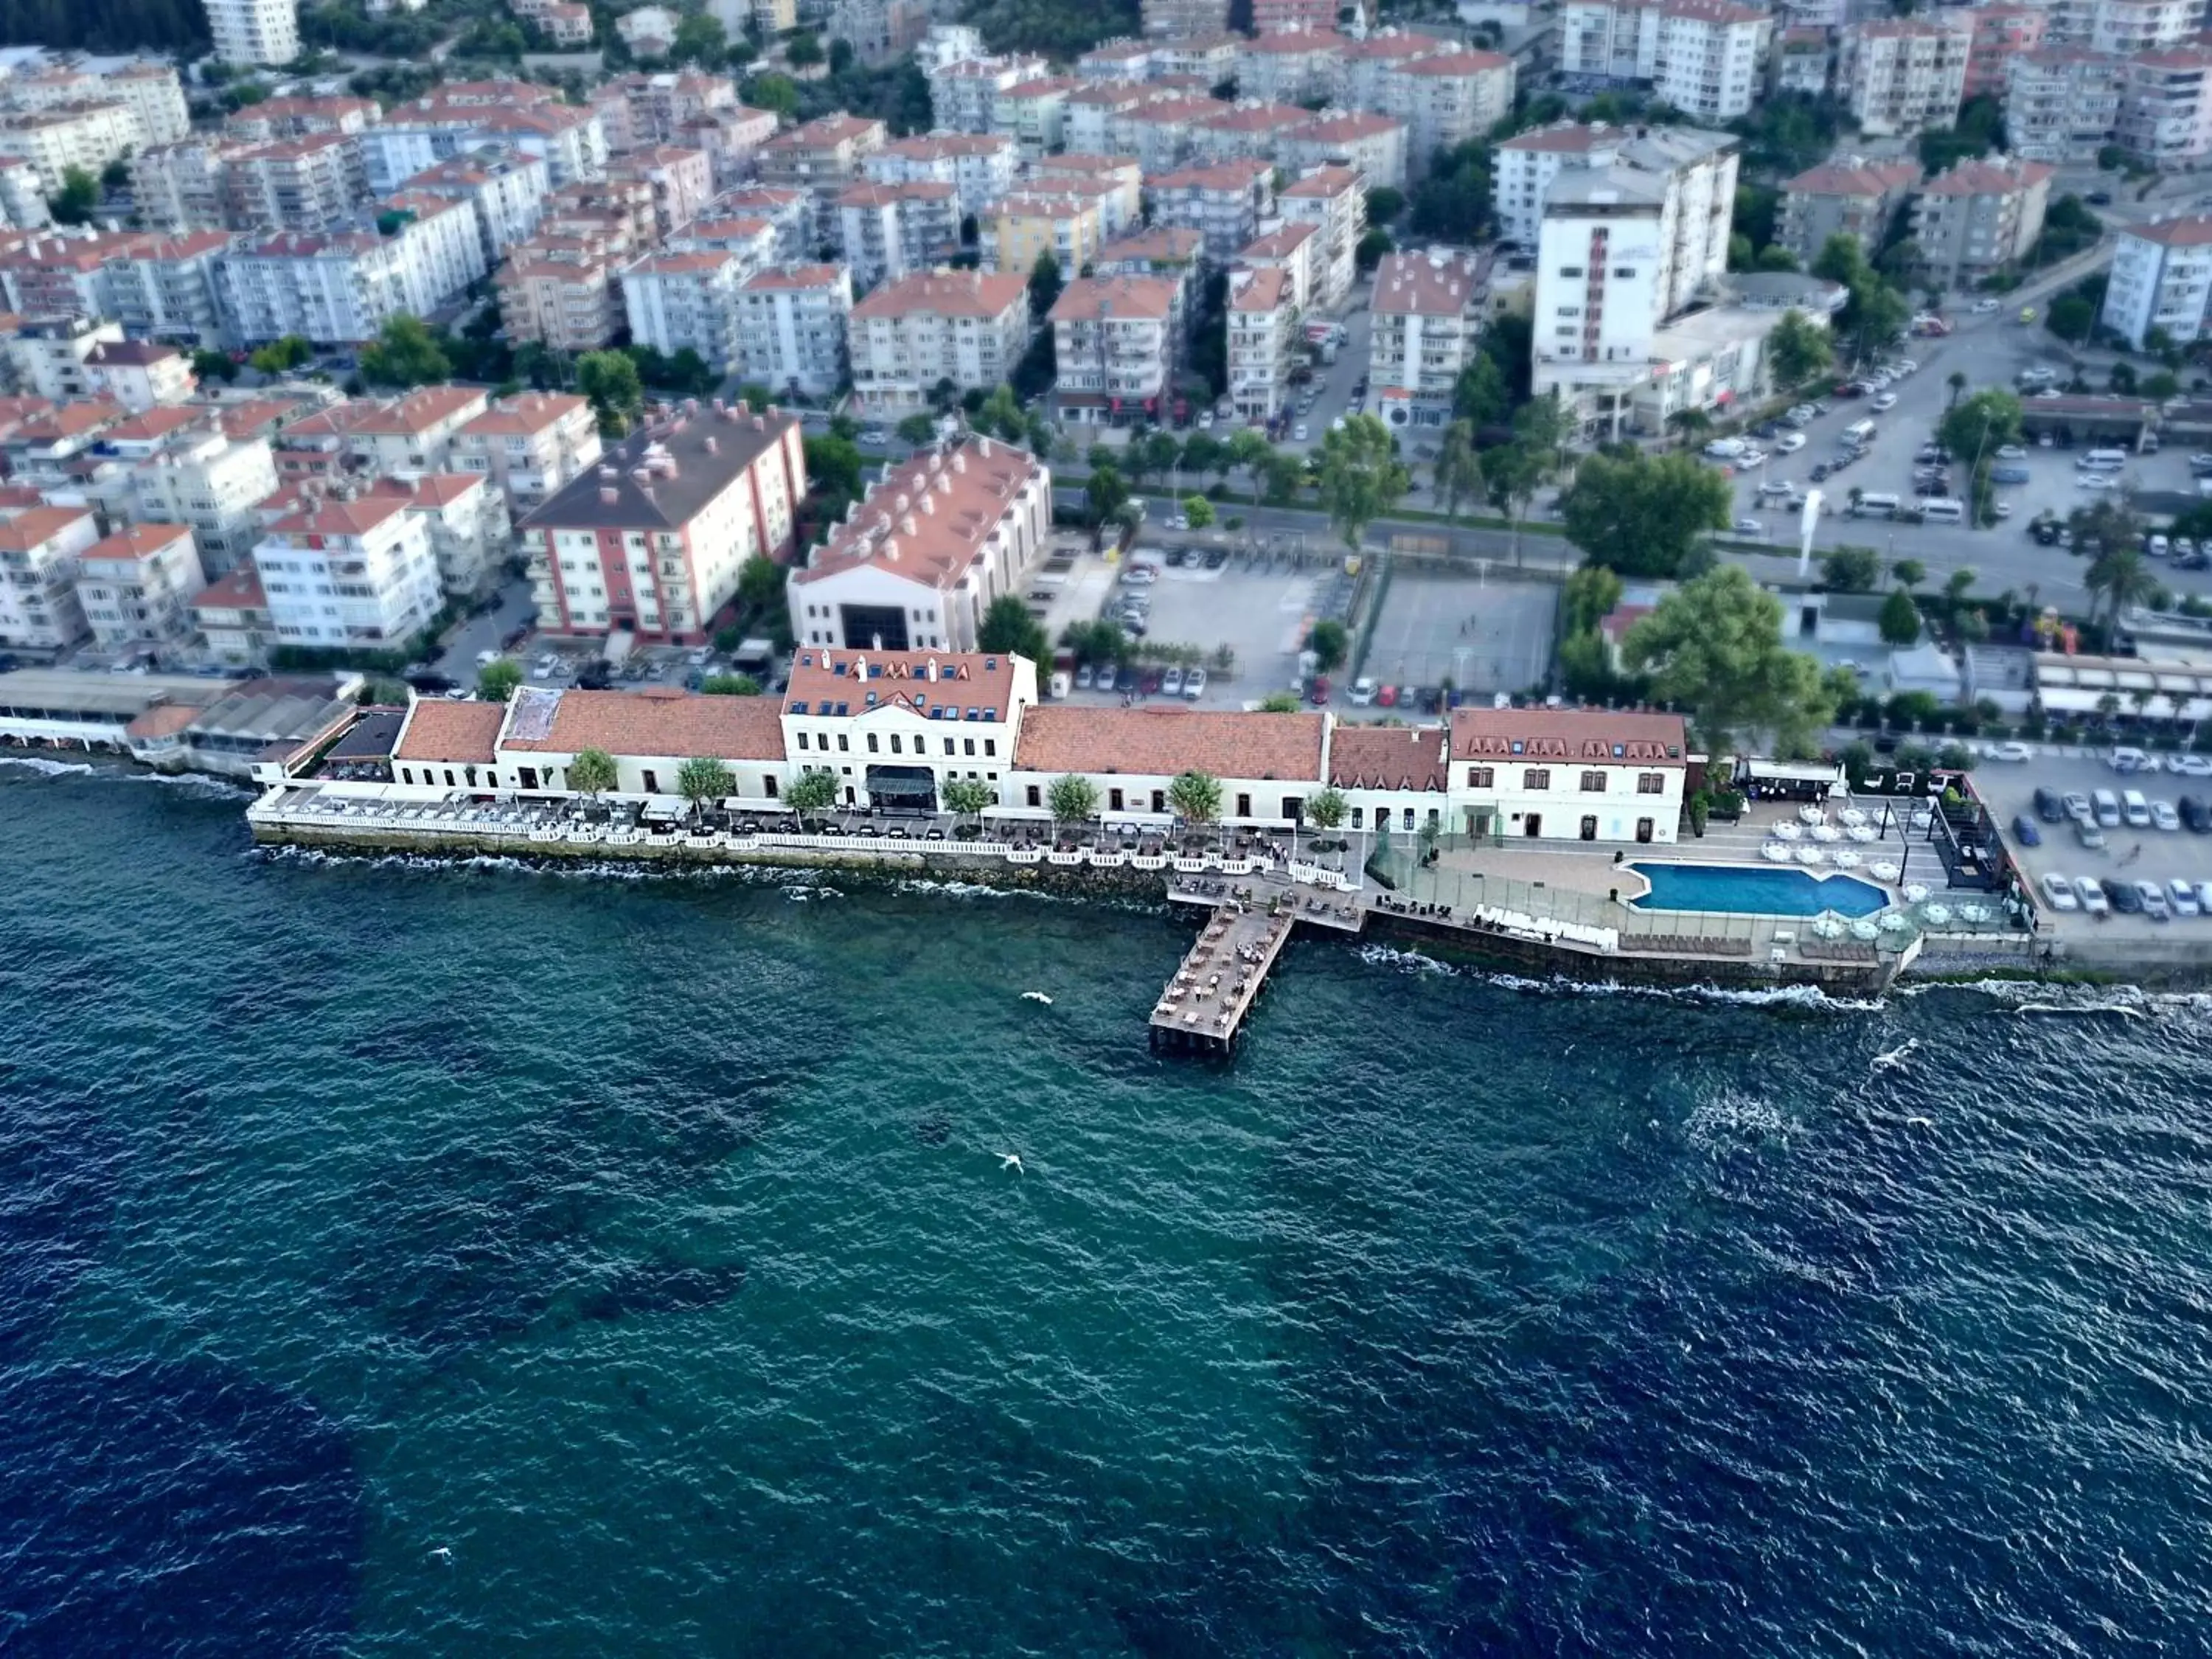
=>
[1745,759,1844,784]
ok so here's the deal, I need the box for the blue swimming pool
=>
[1625,862,1890,917]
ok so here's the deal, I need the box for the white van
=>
[1703,437,1746,461]
[2122,788,2152,827]
[1854,492,1901,518]
[2093,787,2122,827]
[1842,419,1877,447]
[2079,448,2128,471]
[1920,498,1966,524]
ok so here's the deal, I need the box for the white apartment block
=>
[0,504,102,650]
[1843,16,1972,138]
[1380,49,1516,175]
[2090,0,2194,55]
[133,139,246,232]
[2119,46,2212,170]
[2103,215,2212,346]
[1500,124,1736,309]
[5,316,122,402]
[1335,29,1450,108]
[2006,47,2123,164]
[0,155,47,229]
[348,386,492,475]
[206,0,301,64]
[864,131,1019,219]
[928,54,1051,134]
[1558,0,1772,122]
[1531,179,1671,431]
[453,392,603,512]
[1494,121,1626,249]
[220,204,482,344]
[1050,274,1180,424]
[664,213,780,273]
[1226,265,1297,424]
[226,133,360,233]
[1910,156,2052,287]
[74,524,206,650]
[1279,164,1365,312]
[254,493,442,650]
[1147,159,1274,260]
[835,181,959,290]
[712,186,814,262]
[369,473,510,597]
[1368,248,1484,430]
[790,438,1051,654]
[848,269,1030,417]
[1193,101,1313,167]
[0,102,142,180]
[1032,155,1143,237]
[1237,32,1343,104]
[992,76,1077,158]
[403,145,552,262]
[84,340,195,412]
[1281,111,1409,192]
[623,249,747,371]
[104,63,192,148]
[131,430,281,577]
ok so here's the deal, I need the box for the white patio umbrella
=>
[1797,845,1827,864]
[1850,918,1882,941]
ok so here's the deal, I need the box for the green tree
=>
[736,554,787,626]
[1878,588,1921,646]
[2047,293,2096,344]
[191,348,237,383]
[1561,563,1624,634]
[672,10,725,60]
[942,776,995,821]
[47,165,97,224]
[1307,618,1349,673]
[1028,248,1063,316]
[1180,431,1224,479]
[567,746,617,799]
[1259,451,1305,505]
[358,314,452,389]
[1085,464,1129,528]
[1315,413,1410,554]
[978,592,1050,661]
[1365,186,1405,224]
[1452,352,1511,428]
[1304,787,1347,830]
[1138,428,1181,482]
[700,673,763,695]
[1944,568,1977,605]
[476,658,522,702]
[785,766,841,818]
[1258,692,1304,712]
[1561,451,1731,578]
[1182,494,1214,529]
[748,73,799,117]
[1484,439,1548,567]
[1167,769,1222,826]
[1938,389,2025,467]
[1433,418,1484,521]
[785,29,824,64]
[676,756,736,813]
[1227,428,1273,501]
[1767,308,1833,387]
[577,349,644,436]
[1355,228,1395,272]
[2087,543,2159,629]
[248,335,312,375]
[1621,565,1837,754]
[1820,545,1881,592]
[1048,772,1099,826]
[1891,557,1927,591]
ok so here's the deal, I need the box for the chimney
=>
[901,514,916,535]
[734,398,750,417]
[881,538,899,560]
[599,484,619,503]
[704,434,718,453]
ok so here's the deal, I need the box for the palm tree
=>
[1947,370,1967,408]
[2086,544,2158,630]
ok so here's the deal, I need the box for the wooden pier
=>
[1150,878,1365,1054]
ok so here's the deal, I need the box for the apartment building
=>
[600,69,739,150]
[222,94,380,143]
[2118,46,2212,170]
[1909,155,2053,287]
[983,189,1105,277]
[1146,159,1274,260]
[835,180,960,290]
[453,392,602,512]
[84,341,195,412]
[1965,5,2048,96]
[1192,101,1313,167]
[1493,121,1625,248]
[0,154,44,229]
[205,0,301,64]
[992,76,1078,157]
[5,315,122,401]
[131,427,282,577]
[1237,31,1344,103]
[1771,26,1834,96]
[1380,49,1516,175]
[928,54,1051,135]
[1252,0,1338,32]
[1094,223,1206,295]
[402,145,551,262]
[1225,265,1298,424]
[865,131,1019,218]
[1776,156,1921,262]
[2090,0,2194,55]
[496,243,623,352]
[133,139,251,232]
[1032,153,1144,237]
[789,437,1050,653]
[2102,214,2212,346]
[757,113,889,243]
[1557,0,1772,122]
[254,493,442,650]
[519,404,805,643]
[1107,93,1225,173]
[1153,31,1242,82]
[1367,248,1482,431]
[832,0,932,65]
[615,6,679,54]
[369,473,510,597]
[1281,111,1409,192]
[1238,220,1318,312]
[0,503,99,649]
[622,249,747,371]
[606,144,714,240]
[349,387,493,475]
[1065,83,1153,154]
[1843,17,1972,137]
[1279,164,1366,312]
[674,103,779,189]
[225,133,361,233]
[99,63,191,147]
[736,264,852,398]
[1050,274,1180,424]
[220,209,480,345]
[0,102,143,180]
[1141,0,1231,37]
[849,269,1030,417]
[190,565,275,666]
[1335,29,1450,108]
[74,524,206,650]
[713,185,814,260]
[2006,47,2121,164]
[1078,39,1152,81]
[664,212,779,271]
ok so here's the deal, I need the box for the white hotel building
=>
[2102,215,2212,348]
[1557,0,1770,122]
[252,494,444,650]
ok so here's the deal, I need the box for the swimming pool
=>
[1624,862,1890,917]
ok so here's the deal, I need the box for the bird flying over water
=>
[998,1152,1024,1173]
[1020,990,1053,1005]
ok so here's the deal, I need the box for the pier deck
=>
[1152,877,1365,1052]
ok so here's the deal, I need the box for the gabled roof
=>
[1014,705,1326,782]
[498,686,787,759]
[1329,724,1449,790]
[1448,707,1686,765]
[395,698,508,763]
[782,647,1021,721]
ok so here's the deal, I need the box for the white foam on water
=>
[1685,1087,1790,1151]
[0,754,96,776]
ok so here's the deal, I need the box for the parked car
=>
[1733,516,1764,534]
[2076,820,2108,850]
[2138,880,2171,920]
[2011,813,2042,846]
[1307,674,1329,706]
[1775,432,1806,453]
[1871,392,1899,411]
[2182,794,2212,832]
[2034,785,2065,821]
[1378,684,1400,707]
[2039,872,2080,911]
[2078,877,2111,915]
[2152,799,2181,831]
[1075,663,1096,690]
[1988,741,2033,762]
[2105,877,2143,912]
[1161,666,1183,695]
[2169,879,2202,917]
[1349,675,1377,706]
[1183,667,1207,699]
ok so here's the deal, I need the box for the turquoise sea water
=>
[6,755,2212,1655]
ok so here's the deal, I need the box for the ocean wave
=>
[1901,978,2159,1018]
[1384,958,1882,1012]
[123,771,256,798]
[783,885,843,902]
[0,754,96,776]
[1684,1086,1792,1150]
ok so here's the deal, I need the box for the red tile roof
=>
[783,647,1022,720]
[1448,708,1686,765]
[396,698,507,763]
[1329,724,1449,790]
[499,686,787,759]
[1015,706,1326,780]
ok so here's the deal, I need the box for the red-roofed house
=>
[251,491,443,651]
[1777,156,1922,263]
[369,472,511,597]
[1050,276,1181,424]
[1448,706,1686,842]
[1009,704,1327,827]
[493,684,788,801]
[190,563,274,665]
[74,523,206,648]
[777,645,1036,810]
[453,392,602,512]
[0,504,100,649]
[849,270,1030,417]
[1329,723,1450,834]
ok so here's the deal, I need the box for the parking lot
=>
[1975,751,2212,942]
[1359,572,1557,699]
[1068,553,1330,706]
